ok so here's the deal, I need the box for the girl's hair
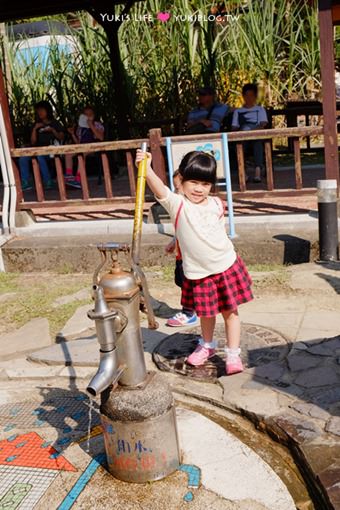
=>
[179,151,216,185]
[34,100,54,120]
[173,169,180,178]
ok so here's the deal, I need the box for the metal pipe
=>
[0,128,9,235]
[87,349,125,398]
[86,285,127,397]
[317,179,339,261]
[131,141,148,265]
[0,105,16,233]
[130,142,158,329]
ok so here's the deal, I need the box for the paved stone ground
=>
[1,261,340,509]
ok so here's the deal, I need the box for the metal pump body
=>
[87,243,180,483]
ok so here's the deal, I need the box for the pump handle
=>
[97,242,130,253]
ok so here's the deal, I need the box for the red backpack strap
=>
[174,201,184,231]
[213,197,225,219]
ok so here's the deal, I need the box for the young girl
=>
[65,106,105,188]
[165,170,198,327]
[136,149,253,375]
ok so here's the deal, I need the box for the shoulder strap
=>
[174,201,184,231]
[213,197,225,219]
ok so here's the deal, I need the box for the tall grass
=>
[0,1,324,141]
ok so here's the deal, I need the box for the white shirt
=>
[158,188,236,279]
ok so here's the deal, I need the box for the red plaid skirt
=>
[181,256,253,317]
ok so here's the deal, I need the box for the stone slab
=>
[177,407,295,510]
[29,338,99,367]
[52,288,91,308]
[308,386,340,408]
[57,304,94,341]
[272,414,322,444]
[289,402,330,422]
[294,367,340,388]
[59,366,96,380]
[5,361,62,380]
[287,353,323,372]
[325,417,340,437]
[300,312,340,332]
[0,318,52,360]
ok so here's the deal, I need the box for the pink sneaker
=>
[225,348,244,375]
[186,340,217,366]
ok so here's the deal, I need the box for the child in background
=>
[65,105,105,189]
[165,170,198,327]
[136,149,253,375]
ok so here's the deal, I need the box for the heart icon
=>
[157,12,171,22]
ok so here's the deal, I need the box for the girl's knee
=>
[223,309,239,321]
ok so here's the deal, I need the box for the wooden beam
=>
[318,0,340,185]
[332,4,340,24]
[0,65,23,202]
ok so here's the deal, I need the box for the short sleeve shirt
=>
[157,188,236,279]
[34,120,64,146]
[187,103,230,133]
[232,106,268,131]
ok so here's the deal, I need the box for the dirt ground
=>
[0,261,339,338]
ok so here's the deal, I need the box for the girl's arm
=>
[88,120,105,141]
[135,149,167,199]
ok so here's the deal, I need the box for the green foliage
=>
[0,1,322,140]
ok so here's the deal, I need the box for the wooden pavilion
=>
[0,0,339,216]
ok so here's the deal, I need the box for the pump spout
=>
[86,285,127,397]
[87,349,125,397]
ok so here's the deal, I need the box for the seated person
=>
[19,101,65,191]
[65,105,105,189]
[232,83,268,183]
[186,86,230,134]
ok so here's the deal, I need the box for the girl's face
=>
[36,107,48,121]
[182,179,212,204]
[84,108,95,121]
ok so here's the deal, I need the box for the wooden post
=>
[236,143,247,192]
[77,154,90,200]
[0,65,22,202]
[55,156,67,201]
[32,158,45,202]
[149,128,167,184]
[264,141,274,191]
[126,151,136,197]
[101,153,113,199]
[293,138,303,190]
[318,0,339,186]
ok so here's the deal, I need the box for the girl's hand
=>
[135,149,152,167]
[165,238,176,254]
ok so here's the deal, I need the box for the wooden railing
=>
[9,125,324,210]
[161,126,324,192]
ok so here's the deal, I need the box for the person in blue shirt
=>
[232,83,268,183]
[186,87,230,134]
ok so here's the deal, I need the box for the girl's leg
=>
[222,309,240,349]
[65,154,74,179]
[37,156,51,184]
[186,315,217,366]
[19,156,31,182]
[222,309,243,375]
[200,316,216,342]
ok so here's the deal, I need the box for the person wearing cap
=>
[186,87,230,134]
